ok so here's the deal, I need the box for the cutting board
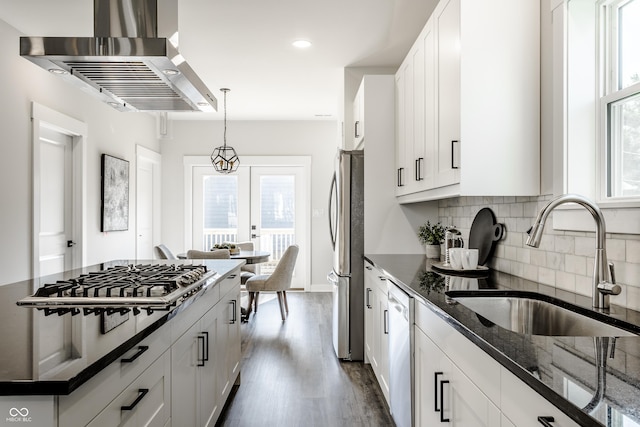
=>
[468,208,504,266]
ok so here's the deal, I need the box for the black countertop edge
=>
[365,255,606,427]
[0,263,240,396]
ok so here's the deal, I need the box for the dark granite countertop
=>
[365,254,640,427]
[0,259,243,396]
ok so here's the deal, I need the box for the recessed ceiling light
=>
[292,40,312,49]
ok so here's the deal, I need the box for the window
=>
[601,0,640,199]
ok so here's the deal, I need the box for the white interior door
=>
[136,146,161,260]
[38,127,73,277]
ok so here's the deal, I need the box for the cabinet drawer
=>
[415,299,500,407]
[87,350,171,427]
[59,328,170,427]
[219,268,241,297]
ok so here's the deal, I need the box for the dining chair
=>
[235,241,256,284]
[155,244,178,260]
[186,249,231,259]
[245,244,299,321]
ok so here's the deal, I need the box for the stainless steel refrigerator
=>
[327,149,364,360]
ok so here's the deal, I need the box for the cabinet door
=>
[217,284,241,404]
[200,304,220,427]
[395,67,408,195]
[354,82,364,146]
[421,20,437,189]
[415,327,447,425]
[415,327,500,427]
[501,368,580,427]
[376,283,390,402]
[435,0,461,188]
[171,321,200,427]
[364,263,376,363]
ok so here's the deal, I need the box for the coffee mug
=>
[462,248,479,270]
[449,248,464,269]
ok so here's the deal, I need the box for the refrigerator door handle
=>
[328,172,337,249]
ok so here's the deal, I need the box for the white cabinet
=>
[363,261,390,404]
[415,312,500,426]
[415,299,581,427]
[395,0,540,203]
[501,368,580,427]
[216,282,242,405]
[353,81,365,147]
[87,351,171,427]
[171,273,241,427]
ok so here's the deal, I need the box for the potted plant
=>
[418,221,446,259]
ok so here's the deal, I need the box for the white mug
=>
[462,248,479,270]
[449,248,464,269]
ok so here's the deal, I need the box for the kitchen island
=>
[0,258,243,426]
[366,254,640,427]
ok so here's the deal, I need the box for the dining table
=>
[176,250,271,263]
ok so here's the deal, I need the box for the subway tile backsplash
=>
[438,195,640,311]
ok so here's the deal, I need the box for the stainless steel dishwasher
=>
[388,281,414,427]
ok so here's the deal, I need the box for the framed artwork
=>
[101,154,129,232]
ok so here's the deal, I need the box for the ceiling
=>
[0,0,437,120]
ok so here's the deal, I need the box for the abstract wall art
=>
[101,154,129,232]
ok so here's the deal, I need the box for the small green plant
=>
[417,221,446,245]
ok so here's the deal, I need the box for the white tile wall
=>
[438,195,640,310]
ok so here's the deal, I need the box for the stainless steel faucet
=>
[525,194,621,310]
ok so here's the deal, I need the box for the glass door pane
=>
[251,166,306,289]
[203,174,239,249]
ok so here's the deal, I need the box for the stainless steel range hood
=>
[20,0,217,112]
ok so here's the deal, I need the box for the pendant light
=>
[211,88,240,173]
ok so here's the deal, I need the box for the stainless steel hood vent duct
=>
[20,0,217,112]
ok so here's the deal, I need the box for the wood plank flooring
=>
[216,292,395,427]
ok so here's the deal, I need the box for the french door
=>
[190,161,308,289]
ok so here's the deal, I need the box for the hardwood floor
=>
[216,292,395,427]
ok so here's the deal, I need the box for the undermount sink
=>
[446,290,637,337]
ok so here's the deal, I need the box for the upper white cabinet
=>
[395,0,540,202]
[353,81,365,147]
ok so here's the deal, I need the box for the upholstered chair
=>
[155,244,177,260]
[235,241,256,284]
[245,244,299,321]
[186,249,231,259]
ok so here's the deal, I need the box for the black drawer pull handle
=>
[121,388,149,411]
[228,274,237,279]
[197,333,207,366]
[230,300,237,324]
[383,309,389,334]
[434,372,443,412]
[121,346,149,364]
[538,416,555,426]
[440,380,450,422]
[451,140,460,169]
[366,288,372,309]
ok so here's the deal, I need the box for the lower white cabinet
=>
[171,278,241,427]
[415,324,500,426]
[364,261,390,404]
[415,299,580,427]
[87,351,171,427]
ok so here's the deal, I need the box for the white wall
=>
[160,120,338,287]
[0,18,159,285]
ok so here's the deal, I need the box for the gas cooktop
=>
[16,263,216,315]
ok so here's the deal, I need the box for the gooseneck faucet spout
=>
[525,194,621,310]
